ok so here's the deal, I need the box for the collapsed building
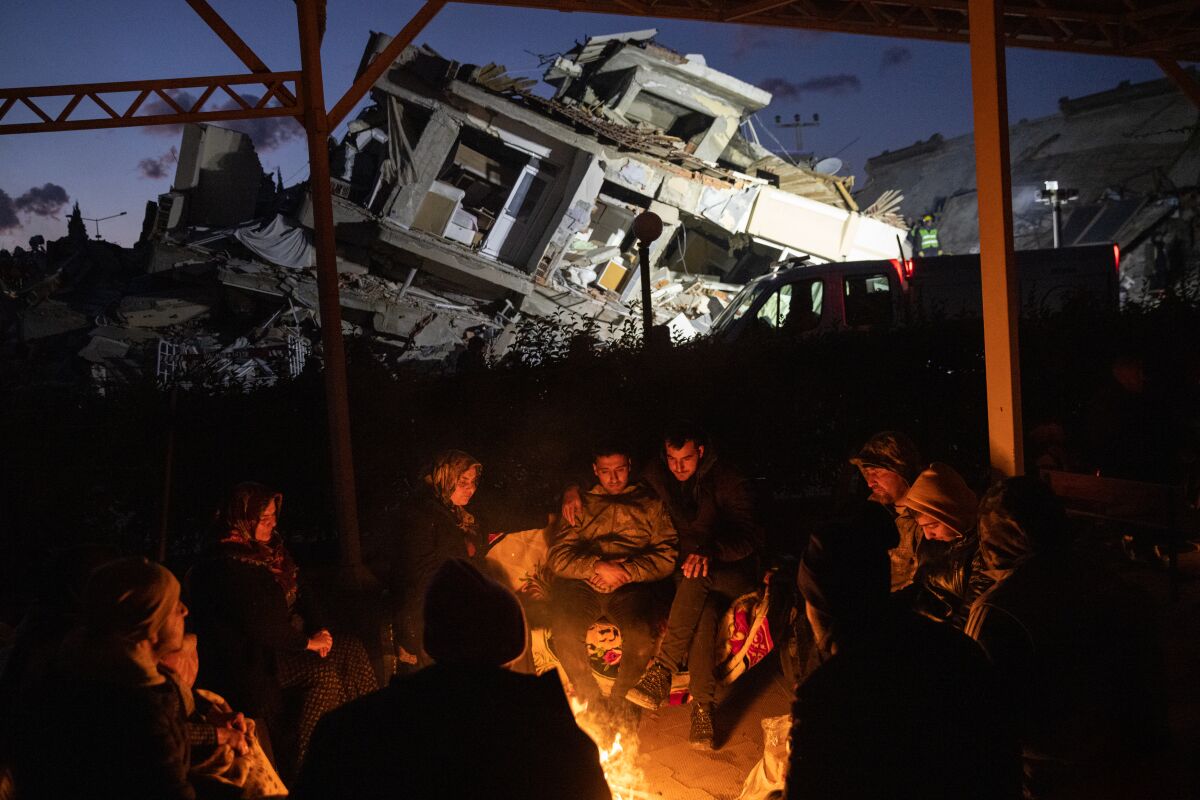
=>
[9,30,912,387]
[131,29,907,376]
[856,70,1200,303]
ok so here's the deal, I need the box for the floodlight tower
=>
[1036,181,1077,248]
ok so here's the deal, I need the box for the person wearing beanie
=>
[849,431,925,591]
[896,463,990,629]
[297,559,611,800]
[421,557,527,666]
[11,557,196,800]
[787,503,1019,800]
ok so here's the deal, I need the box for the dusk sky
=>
[0,1,1174,251]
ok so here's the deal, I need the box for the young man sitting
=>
[548,443,677,722]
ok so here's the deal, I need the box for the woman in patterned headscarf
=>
[381,450,484,670]
[187,482,377,779]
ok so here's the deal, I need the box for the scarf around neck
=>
[219,529,300,607]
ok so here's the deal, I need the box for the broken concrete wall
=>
[547,30,770,164]
[169,124,263,229]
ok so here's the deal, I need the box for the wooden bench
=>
[1041,469,1200,600]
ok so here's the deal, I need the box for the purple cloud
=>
[731,26,826,60]
[758,74,862,98]
[0,189,19,233]
[142,90,302,152]
[880,46,913,71]
[138,146,179,180]
[14,183,70,218]
[731,28,774,60]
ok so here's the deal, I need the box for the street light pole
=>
[81,210,127,239]
[633,211,663,344]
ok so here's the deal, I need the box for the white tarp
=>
[233,214,316,269]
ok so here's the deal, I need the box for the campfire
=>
[569,695,655,800]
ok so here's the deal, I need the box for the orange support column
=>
[296,0,371,583]
[969,0,1024,477]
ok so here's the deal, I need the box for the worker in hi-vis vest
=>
[913,214,942,257]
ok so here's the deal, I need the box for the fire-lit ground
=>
[579,654,794,800]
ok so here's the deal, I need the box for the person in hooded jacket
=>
[12,557,195,800]
[896,462,991,629]
[786,501,1020,800]
[296,559,611,800]
[848,431,925,591]
[966,478,1170,799]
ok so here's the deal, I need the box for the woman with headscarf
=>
[187,482,377,777]
[12,557,195,800]
[377,450,484,669]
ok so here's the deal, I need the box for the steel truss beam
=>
[185,0,299,106]
[451,0,1200,62]
[0,72,302,134]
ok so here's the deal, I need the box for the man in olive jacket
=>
[549,444,677,713]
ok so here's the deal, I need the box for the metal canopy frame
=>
[456,0,1200,61]
[1,0,1198,572]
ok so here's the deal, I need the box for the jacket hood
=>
[896,463,978,537]
[977,477,1069,571]
[849,431,922,485]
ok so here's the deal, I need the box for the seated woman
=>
[11,557,194,800]
[367,450,485,670]
[187,482,377,777]
[895,463,991,629]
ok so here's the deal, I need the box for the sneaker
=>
[689,703,714,750]
[625,661,672,710]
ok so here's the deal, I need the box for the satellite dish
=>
[814,157,843,175]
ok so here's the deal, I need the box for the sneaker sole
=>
[689,739,714,751]
[624,688,664,711]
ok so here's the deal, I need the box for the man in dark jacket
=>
[550,443,677,717]
[849,431,925,590]
[617,425,763,749]
[966,478,1170,799]
[787,503,1020,800]
[297,559,611,800]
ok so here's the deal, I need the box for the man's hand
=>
[591,560,631,592]
[306,629,333,658]
[561,485,583,526]
[681,554,710,579]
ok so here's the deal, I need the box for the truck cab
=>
[710,260,906,341]
[709,243,1118,342]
